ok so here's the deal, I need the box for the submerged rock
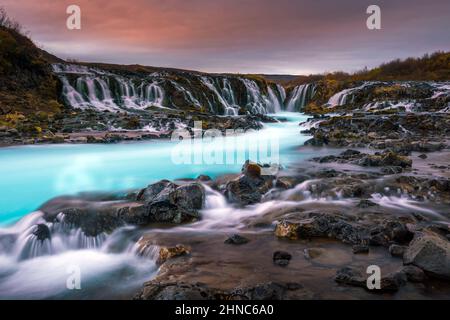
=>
[273,251,292,266]
[224,234,250,245]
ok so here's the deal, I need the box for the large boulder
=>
[40,181,206,236]
[225,161,274,205]
[275,214,365,245]
[403,232,450,279]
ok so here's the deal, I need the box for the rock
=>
[273,251,292,266]
[340,149,361,157]
[40,180,206,236]
[369,220,413,247]
[357,199,377,208]
[418,154,428,159]
[157,245,190,264]
[352,245,369,254]
[358,151,412,168]
[196,175,212,181]
[242,160,262,177]
[136,281,291,300]
[32,224,51,241]
[274,220,300,240]
[225,163,273,205]
[140,181,206,224]
[401,265,426,283]
[389,244,407,257]
[275,214,364,245]
[335,267,406,292]
[403,232,450,279]
[303,248,324,259]
[334,267,366,287]
[224,234,250,245]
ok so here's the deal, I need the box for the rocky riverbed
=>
[2,107,448,300]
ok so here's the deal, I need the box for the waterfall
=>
[327,82,374,108]
[200,76,239,115]
[286,84,315,112]
[53,63,286,116]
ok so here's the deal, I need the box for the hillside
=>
[288,52,450,87]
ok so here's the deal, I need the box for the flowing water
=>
[0,112,318,299]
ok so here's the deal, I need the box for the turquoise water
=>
[0,113,312,225]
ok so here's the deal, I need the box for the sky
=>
[2,0,450,74]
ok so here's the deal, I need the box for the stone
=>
[157,245,190,264]
[404,232,450,279]
[389,244,407,257]
[224,234,250,245]
[352,245,369,254]
[273,251,292,266]
[401,265,426,283]
[32,224,51,241]
[418,154,428,159]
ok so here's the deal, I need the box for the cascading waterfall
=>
[53,63,289,116]
[200,76,239,115]
[327,82,374,108]
[285,84,315,111]
[53,64,166,111]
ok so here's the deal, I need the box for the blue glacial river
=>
[0,113,313,225]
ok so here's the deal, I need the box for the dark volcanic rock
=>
[32,224,51,241]
[403,232,450,279]
[352,245,369,254]
[275,213,366,245]
[273,251,292,266]
[224,234,250,245]
[335,267,406,292]
[401,266,426,283]
[225,161,274,205]
[40,181,206,236]
[389,244,407,257]
[136,281,295,300]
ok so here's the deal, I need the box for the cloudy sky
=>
[3,0,450,74]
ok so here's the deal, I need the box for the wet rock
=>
[225,162,273,205]
[401,265,426,283]
[139,181,206,224]
[157,245,191,264]
[32,224,51,241]
[275,214,365,245]
[303,248,324,259]
[196,175,212,182]
[352,245,369,254]
[356,199,378,208]
[358,151,412,168]
[369,220,413,247]
[334,267,366,287]
[274,220,300,240]
[224,234,250,245]
[335,267,406,292]
[40,180,206,236]
[403,232,450,279]
[389,244,407,257]
[418,154,428,159]
[242,161,262,177]
[273,251,292,266]
[136,281,292,300]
